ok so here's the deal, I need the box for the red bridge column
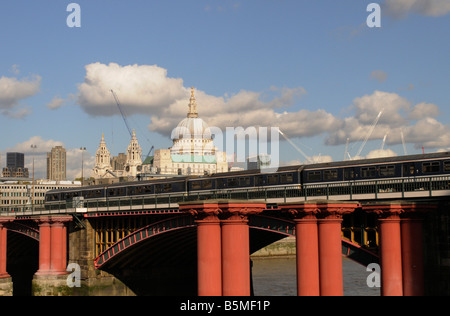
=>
[181,202,223,296]
[280,201,358,296]
[401,218,424,296]
[365,203,404,296]
[35,217,51,275]
[280,203,320,296]
[179,200,265,297]
[0,218,14,279]
[220,202,266,296]
[317,202,358,296]
[35,216,72,276]
[400,204,435,296]
[50,217,71,275]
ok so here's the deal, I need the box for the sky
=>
[0,0,449,180]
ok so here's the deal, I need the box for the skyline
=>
[0,1,449,180]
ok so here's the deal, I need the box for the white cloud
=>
[384,0,450,18]
[0,75,41,118]
[366,149,398,159]
[77,62,186,117]
[408,102,440,120]
[76,63,450,155]
[325,90,450,151]
[47,96,65,110]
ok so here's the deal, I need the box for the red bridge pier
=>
[32,216,72,295]
[180,200,266,296]
[280,201,359,296]
[181,200,361,296]
[365,202,435,296]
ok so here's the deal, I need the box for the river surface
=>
[251,257,380,296]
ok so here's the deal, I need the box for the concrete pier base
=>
[0,277,13,296]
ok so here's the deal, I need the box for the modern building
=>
[47,146,67,181]
[0,180,81,210]
[2,152,29,178]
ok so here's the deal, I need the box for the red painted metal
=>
[94,215,195,269]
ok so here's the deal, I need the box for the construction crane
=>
[111,89,133,138]
[355,110,383,158]
[111,89,154,162]
[278,129,313,164]
[144,145,154,163]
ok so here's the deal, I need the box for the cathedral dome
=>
[171,87,212,141]
[172,117,212,140]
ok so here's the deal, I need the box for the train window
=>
[202,180,213,189]
[268,175,278,185]
[307,171,321,181]
[444,161,450,172]
[403,164,415,176]
[423,162,440,173]
[344,169,355,180]
[86,190,103,198]
[239,177,250,186]
[379,165,395,177]
[135,185,153,195]
[324,170,338,181]
[191,182,201,190]
[163,184,172,192]
[108,188,126,196]
[155,185,161,193]
[361,167,377,178]
[227,178,239,187]
[217,179,226,189]
[280,173,294,184]
[255,176,264,186]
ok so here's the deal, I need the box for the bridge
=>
[0,175,449,296]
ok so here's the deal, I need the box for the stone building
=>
[148,87,228,176]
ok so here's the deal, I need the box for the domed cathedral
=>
[92,130,143,184]
[150,87,228,176]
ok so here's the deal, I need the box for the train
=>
[45,151,450,208]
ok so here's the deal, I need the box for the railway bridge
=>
[0,177,449,296]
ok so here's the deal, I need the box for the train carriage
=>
[44,152,450,211]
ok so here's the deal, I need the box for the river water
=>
[251,257,380,296]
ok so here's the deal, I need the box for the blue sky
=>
[0,0,449,179]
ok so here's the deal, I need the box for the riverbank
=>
[251,237,296,259]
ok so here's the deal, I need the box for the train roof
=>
[302,151,450,170]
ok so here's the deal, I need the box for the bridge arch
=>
[249,214,378,266]
[6,222,39,241]
[94,215,195,270]
[95,214,378,272]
